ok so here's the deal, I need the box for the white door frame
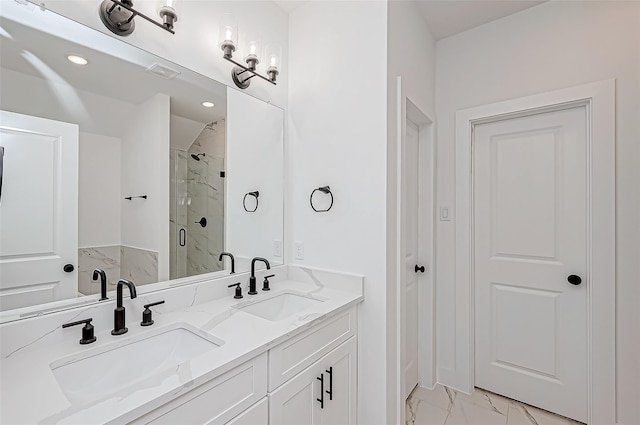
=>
[453,80,615,424]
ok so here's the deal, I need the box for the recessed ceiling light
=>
[67,55,88,65]
[201,101,215,108]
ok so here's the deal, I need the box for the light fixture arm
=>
[224,55,276,87]
[99,0,175,36]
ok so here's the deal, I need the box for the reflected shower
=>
[190,153,205,161]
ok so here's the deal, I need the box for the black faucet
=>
[219,252,235,274]
[249,257,270,295]
[111,279,137,335]
[93,268,108,301]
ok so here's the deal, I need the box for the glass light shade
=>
[244,31,261,69]
[264,44,282,70]
[158,0,178,11]
[219,13,238,49]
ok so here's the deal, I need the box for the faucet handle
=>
[262,274,275,291]
[228,282,243,299]
[141,300,165,327]
[62,318,96,345]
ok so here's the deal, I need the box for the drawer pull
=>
[326,366,333,400]
[317,373,324,409]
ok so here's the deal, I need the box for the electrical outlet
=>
[294,241,305,260]
[273,240,282,257]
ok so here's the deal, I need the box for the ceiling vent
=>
[146,63,180,80]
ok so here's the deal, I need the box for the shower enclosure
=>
[169,121,225,279]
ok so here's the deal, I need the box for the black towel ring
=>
[243,191,259,212]
[310,186,333,212]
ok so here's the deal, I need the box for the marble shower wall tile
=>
[77,246,120,295]
[120,246,158,286]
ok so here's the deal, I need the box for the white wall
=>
[288,2,389,424]
[226,88,283,266]
[434,3,640,423]
[78,132,121,248]
[39,0,288,109]
[121,93,170,281]
[387,1,436,420]
[170,115,205,151]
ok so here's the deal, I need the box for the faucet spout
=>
[93,268,108,301]
[116,279,137,308]
[219,252,235,274]
[249,257,270,295]
[112,279,137,336]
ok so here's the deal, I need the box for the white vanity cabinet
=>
[269,337,357,425]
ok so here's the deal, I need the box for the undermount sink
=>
[50,324,223,404]
[236,292,323,321]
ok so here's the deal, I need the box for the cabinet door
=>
[269,337,357,425]
[319,337,357,425]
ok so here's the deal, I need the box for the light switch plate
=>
[294,241,304,260]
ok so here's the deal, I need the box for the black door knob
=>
[567,275,582,285]
[415,265,425,273]
[63,264,75,273]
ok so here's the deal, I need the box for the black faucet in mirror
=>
[93,268,108,301]
[112,279,137,335]
[249,257,270,295]
[219,252,235,274]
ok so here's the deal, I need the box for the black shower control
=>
[141,300,165,326]
[228,282,243,299]
[262,274,275,291]
[62,318,96,345]
[63,264,75,273]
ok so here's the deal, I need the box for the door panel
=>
[402,120,419,398]
[0,110,78,310]
[474,106,587,422]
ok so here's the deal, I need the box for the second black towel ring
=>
[243,191,259,212]
[310,186,333,212]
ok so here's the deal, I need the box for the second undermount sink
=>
[50,324,223,404]
[236,292,324,321]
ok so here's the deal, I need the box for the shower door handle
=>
[0,146,4,204]
[179,228,186,247]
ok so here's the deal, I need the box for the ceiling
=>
[414,0,546,40]
[274,1,545,41]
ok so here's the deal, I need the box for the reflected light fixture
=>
[201,101,215,108]
[98,0,178,37]
[219,13,280,89]
[67,55,88,65]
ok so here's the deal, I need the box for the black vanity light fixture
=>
[98,0,178,37]
[218,13,281,89]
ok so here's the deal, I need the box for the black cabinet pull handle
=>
[326,366,333,400]
[415,265,425,273]
[317,373,324,409]
[567,275,582,285]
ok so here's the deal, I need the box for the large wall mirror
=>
[0,3,284,321]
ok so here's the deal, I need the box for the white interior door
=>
[402,119,420,398]
[0,110,79,310]
[473,106,587,422]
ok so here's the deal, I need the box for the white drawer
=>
[225,397,268,425]
[268,307,356,391]
[130,353,267,425]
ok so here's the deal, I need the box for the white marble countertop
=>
[0,267,363,424]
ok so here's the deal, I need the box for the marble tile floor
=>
[406,385,584,425]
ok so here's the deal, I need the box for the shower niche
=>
[170,121,226,279]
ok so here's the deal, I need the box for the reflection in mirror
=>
[0,4,283,319]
